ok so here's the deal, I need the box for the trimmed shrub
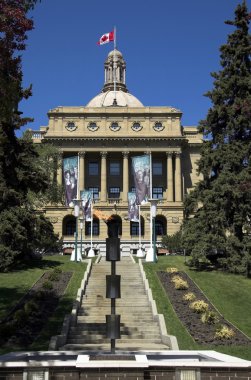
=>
[215,325,235,339]
[24,300,39,315]
[42,280,53,290]
[171,275,189,290]
[189,300,209,313]
[201,310,219,324]
[183,292,196,302]
[166,267,179,274]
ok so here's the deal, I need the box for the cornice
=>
[43,136,187,142]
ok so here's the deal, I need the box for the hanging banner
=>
[80,190,92,221]
[131,154,150,205]
[128,192,139,222]
[63,156,78,206]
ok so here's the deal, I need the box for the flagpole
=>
[88,192,95,257]
[149,151,153,252]
[113,26,117,106]
[146,152,154,261]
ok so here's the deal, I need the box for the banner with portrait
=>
[63,156,78,206]
[131,154,150,205]
[128,192,139,222]
[80,190,92,221]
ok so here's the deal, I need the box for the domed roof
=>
[87,90,143,107]
[108,49,123,58]
[86,49,143,108]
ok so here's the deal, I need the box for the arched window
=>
[63,215,76,236]
[85,218,100,236]
[130,216,144,236]
[155,215,167,236]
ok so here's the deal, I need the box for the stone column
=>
[122,151,129,202]
[78,152,85,196]
[57,152,63,186]
[175,151,182,202]
[167,152,174,202]
[100,151,107,202]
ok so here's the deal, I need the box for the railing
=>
[107,198,122,204]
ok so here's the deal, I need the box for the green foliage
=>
[24,300,39,315]
[183,2,251,274]
[0,2,60,271]
[183,292,196,302]
[171,275,189,290]
[42,281,53,290]
[215,325,235,340]
[162,230,183,253]
[166,267,179,273]
[189,300,209,313]
[201,310,220,325]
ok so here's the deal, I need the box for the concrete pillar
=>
[167,152,174,202]
[100,151,107,202]
[122,151,129,202]
[175,152,182,202]
[78,152,85,196]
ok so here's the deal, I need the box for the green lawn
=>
[143,256,251,361]
[0,255,87,352]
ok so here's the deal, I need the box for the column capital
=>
[100,151,108,158]
[173,150,182,157]
[166,151,173,157]
[122,151,130,158]
[78,151,86,158]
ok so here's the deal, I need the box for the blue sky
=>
[19,0,247,135]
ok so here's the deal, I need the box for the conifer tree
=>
[182,1,251,274]
[0,0,60,271]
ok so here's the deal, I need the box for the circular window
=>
[66,121,77,132]
[110,122,121,132]
[131,122,142,132]
[88,122,99,132]
[153,122,164,132]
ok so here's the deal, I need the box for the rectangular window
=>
[89,187,99,199]
[131,187,136,193]
[153,187,163,199]
[153,161,162,175]
[110,162,120,175]
[88,162,99,176]
[109,187,120,198]
[131,222,139,236]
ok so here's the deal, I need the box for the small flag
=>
[80,190,92,221]
[132,155,151,205]
[97,31,114,45]
[128,192,139,222]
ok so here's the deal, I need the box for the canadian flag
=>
[97,31,114,45]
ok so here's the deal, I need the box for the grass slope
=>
[143,256,251,361]
[0,255,87,352]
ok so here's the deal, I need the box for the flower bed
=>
[158,270,251,346]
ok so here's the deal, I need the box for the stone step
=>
[70,324,160,333]
[66,337,163,344]
[68,332,161,340]
[60,342,169,351]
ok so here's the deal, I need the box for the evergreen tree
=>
[183,1,251,274]
[0,0,60,271]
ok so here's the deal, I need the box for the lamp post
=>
[79,216,84,258]
[137,205,144,258]
[73,199,80,262]
[145,198,159,263]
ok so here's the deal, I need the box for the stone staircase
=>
[60,256,170,351]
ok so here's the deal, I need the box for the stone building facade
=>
[32,49,202,255]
